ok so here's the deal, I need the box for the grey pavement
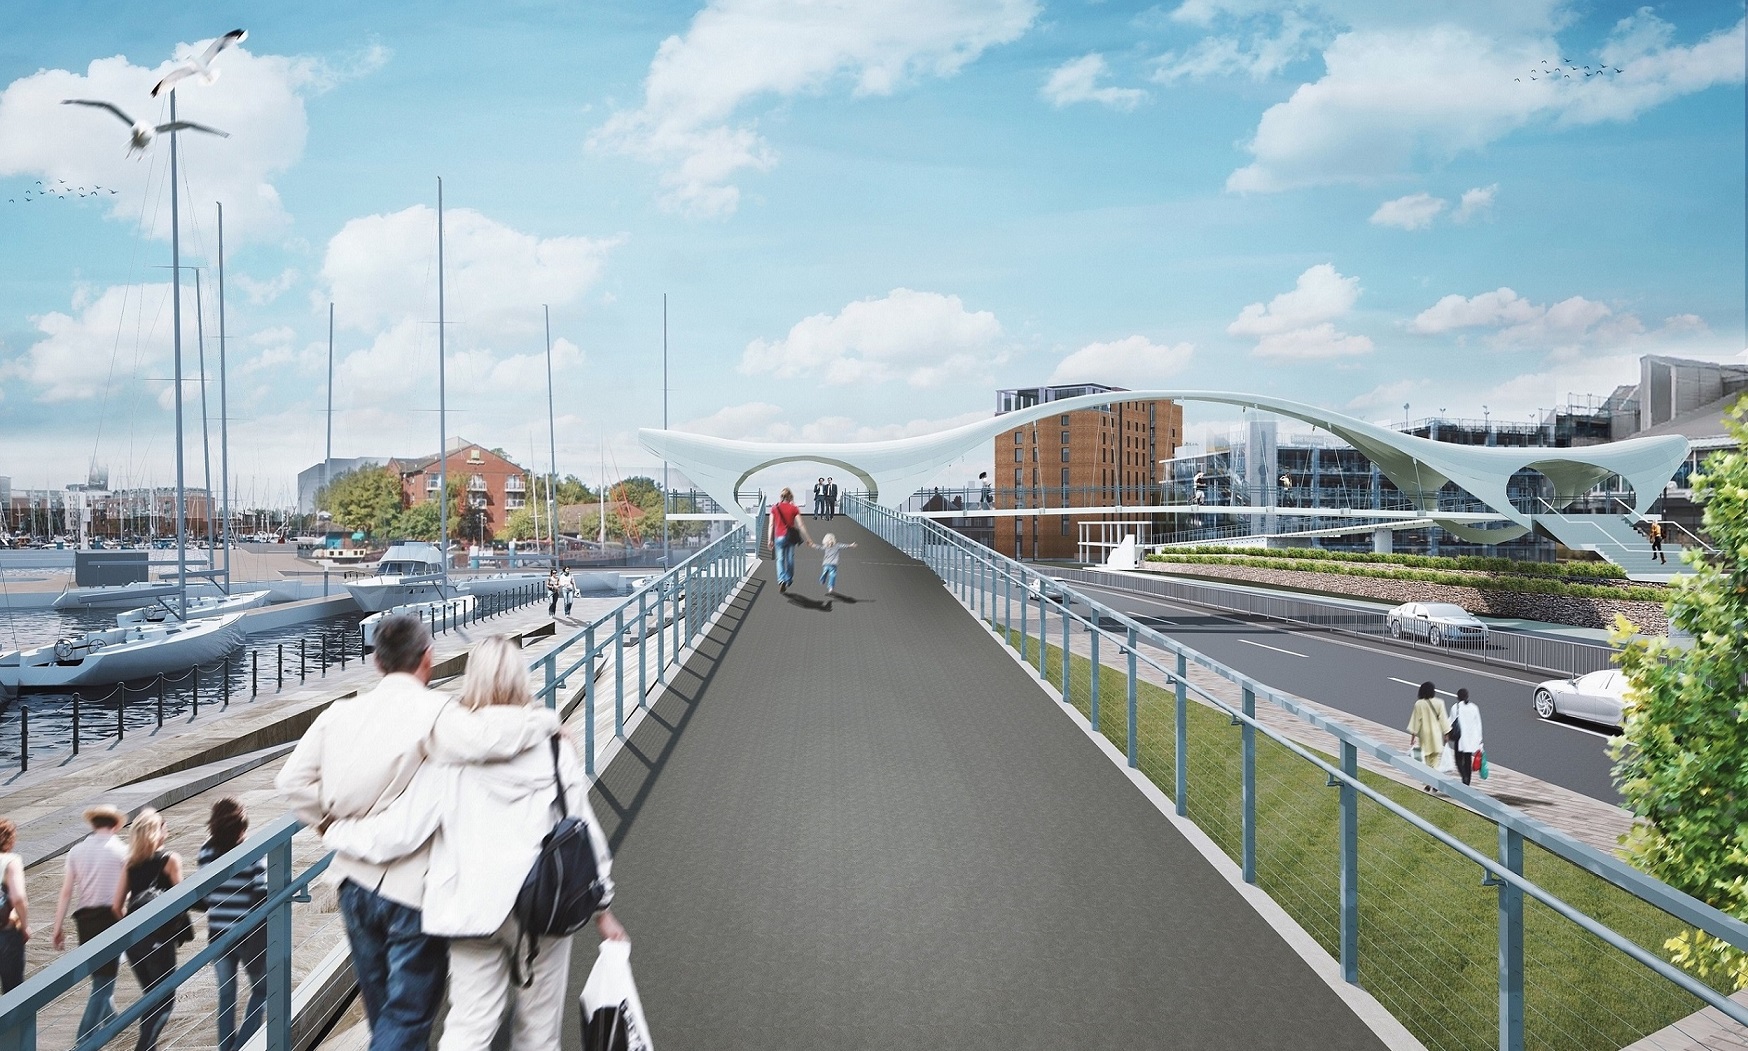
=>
[570,516,1394,1050]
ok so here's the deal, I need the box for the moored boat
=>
[0,612,246,693]
[116,589,273,627]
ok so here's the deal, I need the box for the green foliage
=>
[611,476,663,511]
[502,507,538,541]
[389,479,464,541]
[533,474,595,506]
[1146,552,1668,601]
[1173,544,1627,580]
[1612,401,1748,991]
[316,468,404,537]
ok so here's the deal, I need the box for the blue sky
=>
[0,0,1742,506]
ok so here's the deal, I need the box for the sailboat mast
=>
[196,271,217,568]
[598,445,605,547]
[170,90,187,615]
[662,293,670,568]
[325,302,333,516]
[436,178,449,590]
[218,203,230,586]
[544,305,559,570]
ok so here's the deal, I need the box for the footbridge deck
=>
[575,515,1397,1049]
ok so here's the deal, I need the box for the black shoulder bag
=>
[512,736,611,986]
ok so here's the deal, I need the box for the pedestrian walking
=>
[1649,521,1667,564]
[52,804,129,1041]
[1405,681,1450,792]
[826,477,840,519]
[0,819,30,993]
[198,799,268,1051]
[116,808,186,1051]
[277,614,555,1051]
[978,472,993,510]
[768,488,814,594]
[1449,689,1484,788]
[812,478,826,518]
[818,533,857,596]
[559,569,575,616]
[545,569,562,616]
[323,635,626,1051]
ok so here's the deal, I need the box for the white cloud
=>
[1369,192,1446,230]
[1224,12,1744,193]
[1048,335,1193,385]
[234,268,299,305]
[1228,263,1361,335]
[0,40,386,242]
[4,284,170,402]
[590,0,1038,216]
[739,288,1005,387]
[1228,264,1371,360]
[1452,184,1496,222]
[1042,54,1147,110]
[1347,377,1429,412]
[1152,10,1321,82]
[1409,286,1715,353]
[1410,287,1542,334]
[320,205,622,338]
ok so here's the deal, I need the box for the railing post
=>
[1499,826,1526,1051]
[583,626,597,778]
[1241,684,1256,884]
[614,609,625,739]
[265,835,293,1051]
[1340,739,1359,984]
[300,639,306,682]
[72,693,80,755]
[657,584,667,686]
[1089,628,1101,731]
[18,706,27,774]
[1174,651,1188,817]
[1019,579,1029,664]
[277,642,284,691]
[638,591,648,708]
[543,654,556,711]
[1059,599,1069,696]
[119,686,126,739]
[193,666,200,718]
[1125,627,1138,768]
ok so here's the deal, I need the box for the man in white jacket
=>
[276,616,557,1051]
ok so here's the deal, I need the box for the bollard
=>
[300,639,307,682]
[18,706,27,773]
[193,666,200,719]
[340,632,347,669]
[322,636,328,675]
[278,643,284,690]
[157,679,165,729]
[252,650,259,698]
[72,694,80,755]
[118,686,126,740]
[224,660,231,708]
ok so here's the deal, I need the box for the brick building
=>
[993,384,1183,560]
[389,438,528,541]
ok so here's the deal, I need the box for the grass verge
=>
[1146,552,1668,602]
[1169,545,1628,581]
[996,621,1725,1051]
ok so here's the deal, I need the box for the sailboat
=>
[3,74,245,692]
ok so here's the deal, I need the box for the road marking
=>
[1240,639,1306,658]
[1540,720,1617,740]
[1388,676,1456,698]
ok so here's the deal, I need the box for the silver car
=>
[1385,602,1490,647]
[1533,669,1629,727]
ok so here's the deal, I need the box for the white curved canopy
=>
[639,390,1689,541]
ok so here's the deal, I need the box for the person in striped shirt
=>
[197,799,267,1051]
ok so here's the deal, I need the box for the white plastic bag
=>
[1436,748,1457,776]
[581,940,653,1051]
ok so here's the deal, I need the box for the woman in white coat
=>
[1449,688,1484,787]
[323,636,628,1051]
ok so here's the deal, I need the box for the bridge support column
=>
[1372,527,1393,554]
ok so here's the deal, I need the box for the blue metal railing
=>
[846,494,1748,1051]
[0,527,756,1051]
[0,814,322,1051]
[531,526,751,776]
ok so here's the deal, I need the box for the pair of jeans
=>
[214,927,268,1051]
[337,880,447,1051]
[819,564,837,592]
[74,907,121,1041]
[0,927,24,992]
[775,534,799,586]
[126,940,177,1051]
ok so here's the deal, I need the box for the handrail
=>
[846,494,1748,1032]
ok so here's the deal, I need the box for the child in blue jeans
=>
[819,534,856,595]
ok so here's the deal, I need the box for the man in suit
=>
[812,478,826,518]
[826,477,839,520]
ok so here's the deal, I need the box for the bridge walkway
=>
[573,515,1398,1050]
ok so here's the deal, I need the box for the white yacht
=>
[0,613,246,693]
[116,589,273,627]
[343,543,449,612]
[359,594,479,650]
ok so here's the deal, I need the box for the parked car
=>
[1385,602,1490,646]
[1533,669,1629,727]
[1025,577,1067,603]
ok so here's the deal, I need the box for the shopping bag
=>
[581,940,653,1051]
[1436,748,1457,776]
[1479,751,1489,780]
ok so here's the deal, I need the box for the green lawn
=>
[997,622,1724,1051]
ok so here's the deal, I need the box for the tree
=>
[389,479,464,542]
[317,468,404,538]
[1612,399,1748,991]
[611,476,663,512]
[502,507,538,541]
[532,474,595,509]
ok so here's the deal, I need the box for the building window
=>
[468,474,487,492]
[1061,517,1071,536]
[467,448,484,464]
[505,476,526,492]
[1060,414,1070,425]
[1014,448,1023,463]
[1060,448,1071,462]
[1014,429,1024,442]
[425,476,439,491]
[1061,468,1070,486]
[1014,468,1023,486]
[506,495,526,509]
[1060,430,1070,445]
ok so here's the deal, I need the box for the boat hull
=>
[0,613,246,692]
[52,583,179,610]
[116,590,273,627]
[360,595,480,649]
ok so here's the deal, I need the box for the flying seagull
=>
[151,29,247,96]
[60,99,229,153]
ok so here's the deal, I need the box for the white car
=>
[1385,602,1490,647]
[1025,577,1067,603]
[1533,670,1629,727]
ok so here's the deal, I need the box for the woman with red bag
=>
[1450,689,1484,787]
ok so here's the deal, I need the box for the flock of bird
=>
[1517,58,1625,82]
[7,178,120,205]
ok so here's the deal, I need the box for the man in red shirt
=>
[769,487,814,593]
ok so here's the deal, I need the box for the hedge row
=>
[1146,552,1668,602]
[1171,544,1628,581]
